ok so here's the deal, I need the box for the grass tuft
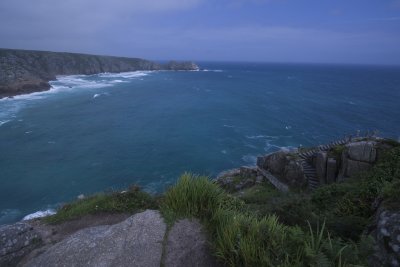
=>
[45,186,157,224]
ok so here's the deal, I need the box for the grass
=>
[162,173,373,266]
[234,183,279,203]
[45,185,158,224]
[42,145,400,266]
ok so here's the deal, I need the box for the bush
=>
[163,173,229,218]
[211,208,305,267]
[163,173,370,266]
[46,186,157,224]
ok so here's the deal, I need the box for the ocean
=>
[1,62,400,225]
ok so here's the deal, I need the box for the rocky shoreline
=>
[0,48,199,98]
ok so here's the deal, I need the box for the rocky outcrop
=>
[3,210,219,267]
[0,222,41,266]
[0,48,199,98]
[23,210,166,267]
[370,207,400,267]
[315,152,328,184]
[165,219,220,267]
[216,167,264,192]
[326,158,337,184]
[347,141,377,163]
[340,141,377,178]
[255,137,397,190]
[163,61,199,71]
[257,152,306,188]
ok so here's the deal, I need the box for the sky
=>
[0,0,400,65]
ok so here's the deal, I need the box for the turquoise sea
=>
[1,62,400,225]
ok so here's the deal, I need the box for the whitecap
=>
[0,120,10,127]
[98,71,151,79]
[51,76,113,90]
[223,124,235,128]
[110,79,126,83]
[246,135,278,139]
[22,209,56,220]
[202,69,223,72]
[221,150,227,154]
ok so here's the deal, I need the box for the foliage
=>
[163,173,235,218]
[329,145,345,161]
[163,173,372,266]
[381,138,400,147]
[45,185,157,224]
[211,208,305,267]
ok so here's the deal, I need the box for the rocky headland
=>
[1,135,399,266]
[0,48,199,98]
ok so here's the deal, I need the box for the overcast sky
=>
[1,0,400,65]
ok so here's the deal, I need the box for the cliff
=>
[0,48,199,98]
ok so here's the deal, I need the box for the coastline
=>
[0,48,199,99]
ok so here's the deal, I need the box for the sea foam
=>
[22,209,56,220]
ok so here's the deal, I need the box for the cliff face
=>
[0,48,199,98]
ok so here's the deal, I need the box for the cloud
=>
[0,0,399,64]
[0,0,202,48]
[95,24,399,64]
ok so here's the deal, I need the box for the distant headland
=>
[0,48,199,98]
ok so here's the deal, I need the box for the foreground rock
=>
[165,219,220,267]
[257,151,306,188]
[370,207,400,267]
[0,48,199,98]
[24,210,166,267]
[0,222,41,266]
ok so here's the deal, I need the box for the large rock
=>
[165,219,219,267]
[258,151,306,188]
[316,152,327,184]
[0,222,41,266]
[283,160,306,187]
[326,158,337,184]
[346,141,377,163]
[258,151,287,175]
[344,159,372,177]
[370,208,400,267]
[24,210,166,267]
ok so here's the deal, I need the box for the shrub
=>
[211,208,305,267]
[46,186,156,224]
[162,173,228,218]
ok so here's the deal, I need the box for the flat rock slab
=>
[164,219,220,267]
[0,222,41,266]
[24,210,166,267]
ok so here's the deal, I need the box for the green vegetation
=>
[163,174,372,266]
[44,146,400,266]
[329,145,345,160]
[45,185,158,224]
[381,138,400,147]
